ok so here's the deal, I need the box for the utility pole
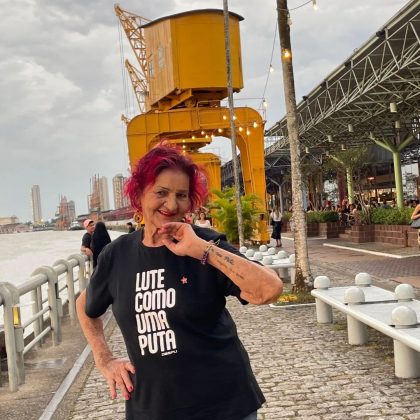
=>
[223,0,244,246]
[276,0,312,290]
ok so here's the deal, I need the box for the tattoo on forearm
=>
[223,255,234,265]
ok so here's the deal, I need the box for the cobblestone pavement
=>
[66,253,420,420]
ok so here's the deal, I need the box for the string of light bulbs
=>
[259,0,319,114]
[259,20,278,112]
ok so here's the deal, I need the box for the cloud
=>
[0,0,408,221]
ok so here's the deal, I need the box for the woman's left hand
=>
[159,222,204,259]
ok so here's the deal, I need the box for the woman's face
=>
[199,212,205,220]
[140,169,191,228]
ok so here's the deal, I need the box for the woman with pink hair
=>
[76,144,283,420]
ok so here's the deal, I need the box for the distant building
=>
[68,200,76,221]
[0,223,31,234]
[55,195,73,229]
[99,176,110,211]
[0,216,19,226]
[113,173,129,209]
[31,185,42,224]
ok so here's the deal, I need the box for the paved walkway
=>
[1,237,420,419]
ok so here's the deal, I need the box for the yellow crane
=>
[115,5,270,242]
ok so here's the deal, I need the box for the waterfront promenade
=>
[1,237,419,419]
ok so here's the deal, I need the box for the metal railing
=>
[0,254,92,391]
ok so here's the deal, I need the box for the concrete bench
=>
[311,273,420,378]
[240,246,295,283]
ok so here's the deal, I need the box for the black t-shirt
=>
[85,227,265,420]
[82,232,92,249]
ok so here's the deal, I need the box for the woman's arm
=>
[160,223,283,305]
[411,204,420,220]
[76,291,135,400]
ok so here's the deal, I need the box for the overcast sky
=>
[1,0,409,222]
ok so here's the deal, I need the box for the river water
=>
[0,230,123,286]
[0,230,124,330]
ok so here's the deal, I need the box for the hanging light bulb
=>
[327,134,333,143]
[326,150,330,156]
[312,0,318,11]
[348,124,354,133]
[269,64,274,73]
[232,115,236,120]
[390,102,397,113]
[192,135,196,139]
[238,126,243,132]
[246,129,251,136]
[223,115,227,120]
[205,134,209,139]
[305,146,309,154]
[395,120,401,129]
[201,130,205,135]
[262,99,268,108]
[282,48,291,59]
[341,144,346,150]
[218,128,223,133]
[287,13,292,26]
[211,134,215,139]
[253,121,258,128]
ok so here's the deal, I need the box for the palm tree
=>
[277,0,312,291]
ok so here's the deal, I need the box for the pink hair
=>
[124,144,208,213]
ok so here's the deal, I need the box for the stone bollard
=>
[344,287,368,345]
[267,247,276,255]
[253,252,263,261]
[391,306,420,378]
[259,245,268,252]
[277,250,288,259]
[313,276,333,323]
[245,249,255,258]
[394,284,414,302]
[239,246,247,254]
[354,272,372,287]
[262,256,273,265]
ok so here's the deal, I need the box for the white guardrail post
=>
[344,287,368,345]
[68,254,89,291]
[391,306,420,378]
[0,282,25,391]
[53,259,77,321]
[32,266,62,346]
[313,276,333,323]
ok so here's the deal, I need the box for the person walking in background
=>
[126,222,136,233]
[90,221,111,268]
[76,144,283,420]
[80,219,95,257]
[270,207,283,247]
[194,210,212,228]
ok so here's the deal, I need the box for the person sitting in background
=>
[81,219,95,257]
[126,222,136,233]
[90,222,111,268]
[194,211,212,228]
[76,144,282,420]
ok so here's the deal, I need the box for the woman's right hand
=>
[96,356,136,400]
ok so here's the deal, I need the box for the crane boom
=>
[115,4,151,113]
[125,59,148,113]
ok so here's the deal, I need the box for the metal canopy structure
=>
[223,0,420,187]
[265,0,420,163]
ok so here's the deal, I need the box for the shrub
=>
[371,207,414,225]
[307,211,339,223]
[208,187,261,243]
